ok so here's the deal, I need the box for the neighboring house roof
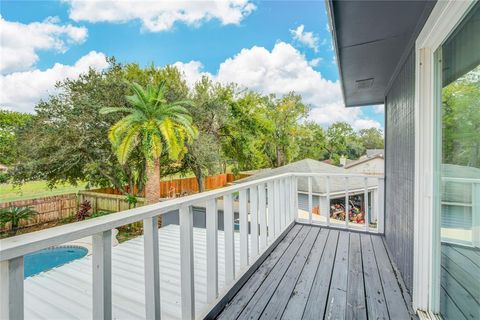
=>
[366,149,384,157]
[345,153,384,169]
[235,159,378,195]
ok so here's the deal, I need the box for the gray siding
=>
[385,49,415,292]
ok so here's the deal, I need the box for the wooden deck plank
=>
[360,234,389,320]
[441,253,480,304]
[370,235,410,319]
[301,229,339,320]
[323,231,349,320]
[441,244,479,279]
[217,224,303,320]
[440,286,467,320]
[259,227,320,319]
[281,228,330,320]
[449,244,480,268]
[440,266,479,319]
[346,233,367,320]
[236,226,311,320]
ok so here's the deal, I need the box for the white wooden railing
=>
[0,172,383,320]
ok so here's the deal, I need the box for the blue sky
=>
[0,0,384,130]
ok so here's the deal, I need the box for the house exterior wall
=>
[384,48,415,292]
[346,158,384,175]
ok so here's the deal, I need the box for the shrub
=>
[75,200,92,221]
[0,206,36,236]
[0,172,9,183]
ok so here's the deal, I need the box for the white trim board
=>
[413,0,476,314]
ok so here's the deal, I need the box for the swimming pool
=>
[24,246,88,278]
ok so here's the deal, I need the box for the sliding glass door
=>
[434,2,479,319]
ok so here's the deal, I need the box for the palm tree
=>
[101,81,197,205]
[0,206,36,236]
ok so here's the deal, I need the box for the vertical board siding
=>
[385,49,415,292]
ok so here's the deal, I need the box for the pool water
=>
[24,246,88,278]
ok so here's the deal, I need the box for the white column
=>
[180,206,195,320]
[250,186,259,259]
[0,257,24,320]
[143,217,161,320]
[258,184,268,250]
[92,230,112,320]
[223,194,235,283]
[206,199,218,303]
[239,189,249,269]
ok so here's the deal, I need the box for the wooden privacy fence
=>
[0,194,77,230]
[91,173,237,198]
[78,191,146,213]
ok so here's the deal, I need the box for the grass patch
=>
[0,180,87,203]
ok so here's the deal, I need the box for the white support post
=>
[92,230,112,320]
[345,177,349,229]
[287,177,293,222]
[326,176,331,227]
[258,184,268,250]
[250,186,259,259]
[378,177,385,234]
[293,177,299,221]
[308,177,313,225]
[0,257,24,320]
[239,189,249,269]
[206,198,218,303]
[473,182,480,248]
[223,194,235,283]
[274,180,281,236]
[179,206,195,320]
[143,217,161,320]
[364,177,369,232]
[267,182,275,242]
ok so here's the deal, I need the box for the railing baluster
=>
[0,257,24,320]
[179,206,195,320]
[308,176,313,224]
[250,187,259,259]
[286,178,291,222]
[378,177,385,234]
[143,217,161,320]
[258,183,268,250]
[345,177,349,229]
[326,176,330,227]
[92,230,112,320]
[239,189,249,269]
[274,179,281,235]
[267,182,275,242]
[364,177,369,232]
[206,199,218,303]
[280,179,286,229]
[293,177,298,220]
[224,194,235,283]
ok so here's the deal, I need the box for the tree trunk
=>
[145,158,161,226]
[196,170,205,193]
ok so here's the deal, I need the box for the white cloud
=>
[373,105,384,113]
[0,51,109,113]
[290,24,319,52]
[66,0,256,32]
[0,16,87,74]
[173,42,380,129]
[309,57,322,67]
[352,119,382,130]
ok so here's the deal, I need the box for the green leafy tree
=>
[358,128,384,150]
[294,122,327,161]
[101,81,197,204]
[0,206,36,236]
[325,122,365,163]
[0,110,33,165]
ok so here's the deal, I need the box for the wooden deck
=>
[440,243,480,319]
[213,224,415,320]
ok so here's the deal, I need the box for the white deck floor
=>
[24,225,242,320]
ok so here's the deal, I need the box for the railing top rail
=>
[0,172,290,261]
[292,172,384,178]
[0,171,383,261]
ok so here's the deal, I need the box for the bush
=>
[75,200,92,221]
[0,172,9,183]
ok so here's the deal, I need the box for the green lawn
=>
[0,181,87,203]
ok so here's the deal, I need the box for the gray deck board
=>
[324,230,349,320]
[213,224,414,320]
[236,226,311,320]
[360,234,389,320]
[346,233,367,320]
[280,228,329,320]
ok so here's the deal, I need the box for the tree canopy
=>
[8,59,385,192]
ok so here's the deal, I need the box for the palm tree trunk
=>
[145,158,162,226]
